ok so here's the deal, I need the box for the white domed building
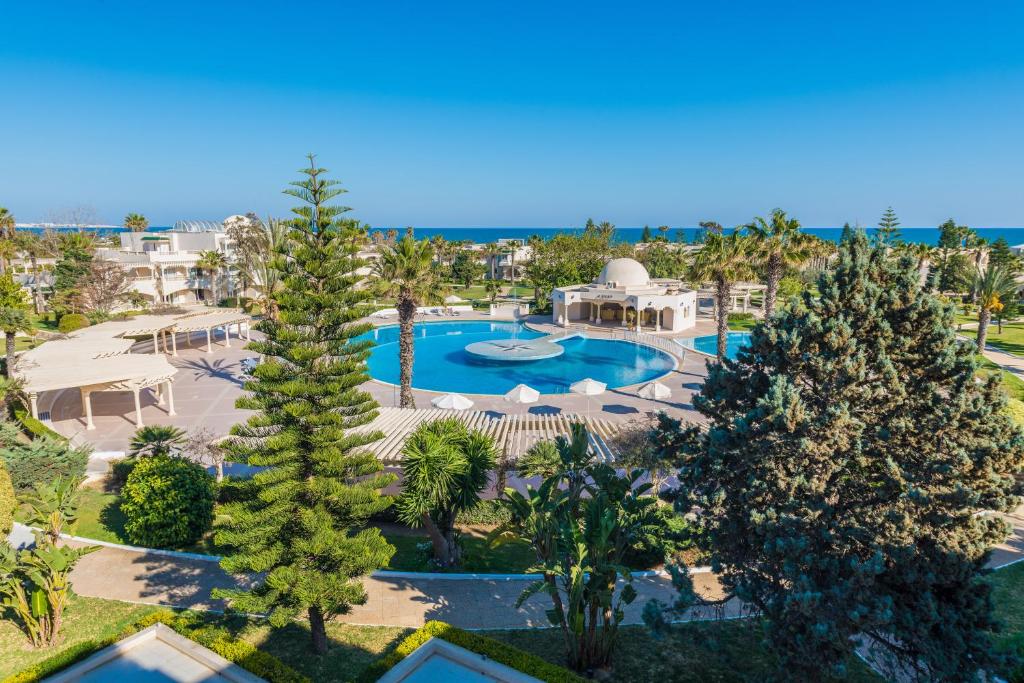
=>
[551,258,697,332]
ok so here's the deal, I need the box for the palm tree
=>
[123,213,149,232]
[0,272,31,377]
[396,418,496,567]
[0,208,15,240]
[129,425,186,458]
[688,231,757,361]
[746,209,817,317]
[0,238,17,276]
[373,236,446,407]
[900,241,933,273]
[15,232,47,314]
[483,242,500,280]
[973,264,1018,352]
[197,250,228,305]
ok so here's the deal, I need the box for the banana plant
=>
[490,425,659,673]
[0,544,43,647]
[21,475,85,544]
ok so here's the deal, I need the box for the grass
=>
[385,528,536,573]
[980,321,1024,357]
[0,595,409,682]
[488,621,880,682]
[14,562,1024,681]
[976,354,1024,402]
[57,486,537,572]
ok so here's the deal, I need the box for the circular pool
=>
[360,321,675,395]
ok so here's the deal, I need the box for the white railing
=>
[608,329,687,358]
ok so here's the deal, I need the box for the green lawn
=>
[981,322,1024,357]
[53,487,537,572]
[0,595,883,682]
[12,562,1024,681]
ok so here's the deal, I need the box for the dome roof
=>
[596,258,650,287]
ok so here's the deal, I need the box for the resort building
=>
[551,257,697,332]
[95,225,235,306]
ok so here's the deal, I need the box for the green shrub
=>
[0,461,14,535]
[455,498,511,526]
[109,456,138,488]
[13,407,66,441]
[57,313,90,334]
[121,455,215,548]
[358,620,584,683]
[623,505,707,569]
[4,610,310,683]
[0,422,88,491]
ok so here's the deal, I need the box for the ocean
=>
[368,226,1024,247]
[20,225,1024,247]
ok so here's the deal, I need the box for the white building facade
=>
[551,258,697,332]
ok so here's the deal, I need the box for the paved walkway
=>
[64,503,1023,629]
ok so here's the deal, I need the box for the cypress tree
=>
[213,155,395,654]
[659,230,1024,680]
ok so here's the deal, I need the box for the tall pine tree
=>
[658,230,1023,680]
[875,206,901,246]
[213,156,395,654]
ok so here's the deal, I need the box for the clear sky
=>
[2,1,1023,228]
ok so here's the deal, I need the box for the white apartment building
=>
[96,227,235,306]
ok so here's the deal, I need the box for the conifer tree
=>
[657,230,1024,680]
[876,206,901,246]
[213,156,395,654]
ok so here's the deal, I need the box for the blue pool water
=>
[679,331,752,360]
[360,321,675,395]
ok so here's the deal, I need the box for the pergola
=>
[16,310,253,430]
[696,281,767,313]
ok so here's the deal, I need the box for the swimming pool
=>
[360,321,675,395]
[678,331,752,360]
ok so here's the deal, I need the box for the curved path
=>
[63,504,1023,630]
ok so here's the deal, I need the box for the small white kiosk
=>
[551,258,697,332]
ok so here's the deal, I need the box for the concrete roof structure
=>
[43,623,265,683]
[551,257,697,332]
[17,309,252,430]
[376,637,542,683]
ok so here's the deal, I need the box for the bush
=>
[357,620,584,683]
[623,505,707,569]
[0,461,14,535]
[455,498,511,526]
[109,456,138,488]
[0,422,88,491]
[121,455,215,548]
[57,313,90,334]
[13,408,67,441]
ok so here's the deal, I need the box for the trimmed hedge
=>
[3,610,310,683]
[357,620,585,683]
[57,313,90,334]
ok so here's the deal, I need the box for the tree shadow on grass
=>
[97,497,129,540]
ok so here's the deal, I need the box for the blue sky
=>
[2,1,1023,228]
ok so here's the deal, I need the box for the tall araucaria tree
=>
[372,235,445,408]
[212,155,396,655]
[653,230,1024,681]
[876,206,902,246]
[687,230,756,360]
[746,208,819,318]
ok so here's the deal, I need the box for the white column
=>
[223,326,231,348]
[206,328,213,353]
[132,387,144,427]
[81,389,95,430]
[29,393,39,419]
[170,330,178,356]
[245,322,251,341]
[621,306,628,327]
[655,309,661,333]
[165,380,176,416]
[155,383,166,406]
[152,332,160,354]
